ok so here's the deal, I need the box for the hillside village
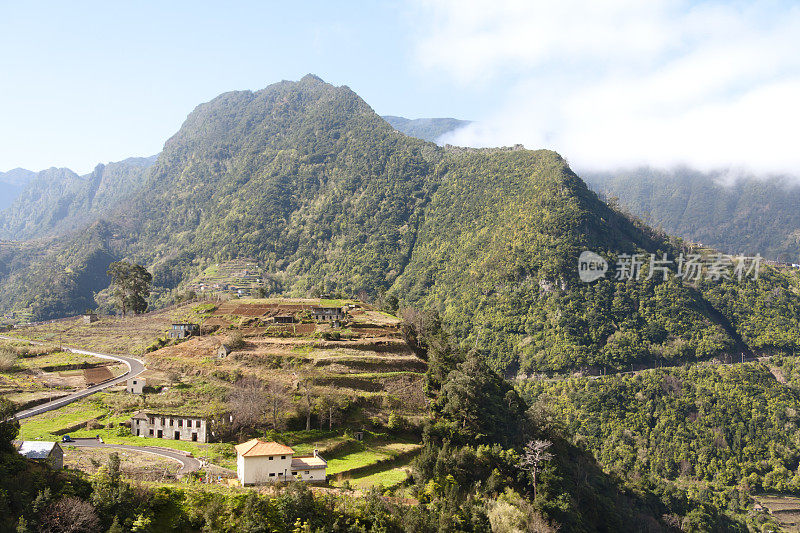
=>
[1,291,426,494]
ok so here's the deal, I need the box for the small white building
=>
[126,377,145,394]
[17,441,63,469]
[291,450,327,482]
[235,439,327,486]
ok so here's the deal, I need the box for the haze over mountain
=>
[586,169,800,263]
[0,168,36,211]
[0,156,156,241]
[2,75,799,377]
[382,116,470,143]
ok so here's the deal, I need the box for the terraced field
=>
[0,340,126,409]
[6,299,426,491]
[755,495,800,532]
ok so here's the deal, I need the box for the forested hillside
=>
[2,75,800,377]
[0,156,156,241]
[587,168,800,262]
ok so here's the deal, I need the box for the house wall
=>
[238,454,293,485]
[126,378,144,394]
[130,415,208,443]
[50,445,64,470]
[293,467,326,482]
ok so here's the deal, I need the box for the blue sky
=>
[0,1,494,173]
[2,1,800,175]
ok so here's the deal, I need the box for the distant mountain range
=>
[382,116,471,143]
[585,168,800,263]
[0,157,156,240]
[0,117,467,241]
[0,168,36,211]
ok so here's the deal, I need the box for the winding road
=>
[2,335,235,477]
[0,335,145,419]
[67,438,203,475]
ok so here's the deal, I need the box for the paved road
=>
[0,335,145,420]
[67,439,203,476]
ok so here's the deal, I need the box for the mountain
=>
[2,75,800,377]
[0,167,35,187]
[586,168,800,263]
[383,115,470,143]
[0,168,36,211]
[0,155,156,241]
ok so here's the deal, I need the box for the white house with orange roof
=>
[235,439,327,486]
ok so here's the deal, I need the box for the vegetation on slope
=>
[587,167,800,262]
[0,156,156,241]
[3,76,800,381]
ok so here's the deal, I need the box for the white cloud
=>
[412,0,800,174]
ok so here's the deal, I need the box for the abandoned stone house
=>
[168,323,199,340]
[217,344,232,359]
[273,315,295,324]
[82,313,99,324]
[17,441,63,469]
[130,410,208,442]
[311,307,346,322]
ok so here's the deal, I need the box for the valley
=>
[1,74,799,531]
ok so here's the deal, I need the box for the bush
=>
[0,349,17,372]
[228,330,246,349]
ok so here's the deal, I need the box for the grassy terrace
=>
[17,399,108,440]
[8,302,211,355]
[16,350,107,369]
[344,466,411,490]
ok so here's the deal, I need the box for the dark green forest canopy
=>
[519,362,800,494]
[2,75,800,376]
[586,167,800,262]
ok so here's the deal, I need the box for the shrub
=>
[228,330,246,349]
[0,349,17,372]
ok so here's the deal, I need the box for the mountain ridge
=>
[1,75,799,377]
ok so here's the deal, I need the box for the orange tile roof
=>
[234,439,294,457]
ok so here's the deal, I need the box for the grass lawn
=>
[344,466,410,489]
[17,351,106,369]
[325,449,391,475]
[18,399,109,440]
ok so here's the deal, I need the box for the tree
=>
[519,440,554,500]
[0,394,20,453]
[40,497,100,533]
[90,453,133,521]
[228,377,267,433]
[264,380,288,430]
[106,517,124,533]
[294,374,315,431]
[438,352,527,447]
[106,261,152,317]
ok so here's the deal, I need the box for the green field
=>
[344,466,411,489]
[326,449,390,475]
[18,399,108,440]
[17,350,107,369]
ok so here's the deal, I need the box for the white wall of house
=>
[238,454,293,486]
[126,378,145,394]
[293,468,325,481]
[50,445,64,470]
